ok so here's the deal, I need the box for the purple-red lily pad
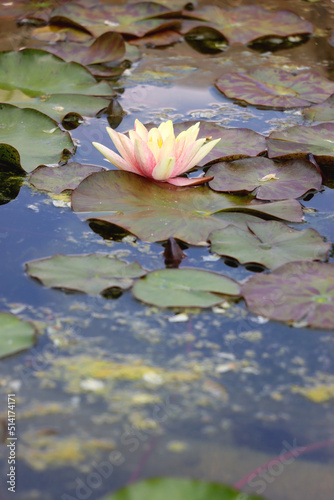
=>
[242,262,334,329]
[267,123,334,164]
[207,157,322,200]
[173,122,266,165]
[26,254,146,295]
[44,32,126,66]
[185,5,313,45]
[303,95,334,122]
[209,221,331,270]
[71,170,303,245]
[215,67,334,109]
[29,162,106,194]
[132,268,241,308]
[128,29,183,48]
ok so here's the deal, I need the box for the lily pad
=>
[0,312,37,359]
[44,32,126,65]
[132,268,241,308]
[302,94,334,122]
[0,49,113,97]
[0,90,114,122]
[267,123,334,164]
[173,122,267,164]
[100,478,265,500]
[215,67,334,109]
[0,104,74,173]
[209,221,331,270]
[71,171,304,245]
[26,254,146,295]
[207,157,322,200]
[242,262,334,329]
[186,5,313,45]
[29,162,106,194]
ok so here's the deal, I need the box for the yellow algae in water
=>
[291,384,334,403]
[35,355,199,393]
[20,434,116,471]
[166,440,188,452]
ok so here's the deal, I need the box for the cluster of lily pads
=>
[0,1,333,359]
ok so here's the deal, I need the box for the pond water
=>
[0,1,334,500]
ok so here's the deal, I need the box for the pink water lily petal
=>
[157,134,175,164]
[167,175,214,186]
[92,142,138,173]
[134,138,156,177]
[174,138,207,176]
[152,157,176,180]
[186,138,221,170]
[107,127,138,168]
[134,119,148,141]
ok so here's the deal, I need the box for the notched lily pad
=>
[29,162,106,194]
[71,171,304,245]
[209,221,331,270]
[207,157,322,200]
[25,254,146,295]
[132,268,241,308]
[173,122,266,164]
[0,104,74,173]
[0,312,37,359]
[187,5,313,45]
[242,262,334,329]
[267,123,334,165]
[215,67,334,109]
[100,478,265,500]
[303,94,334,122]
[44,31,126,65]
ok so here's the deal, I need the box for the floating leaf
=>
[209,221,331,269]
[173,122,266,164]
[71,171,304,245]
[0,104,74,173]
[186,5,313,45]
[163,237,186,268]
[26,254,146,295]
[267,123,334,164]
[132,268,241,308]
[207,157,322,200]
[242,262,334,329]
[303,94,334,122]
[0,49,113,97]
[215,67,334,109]
[44,32,126,65]
[0,312,36,359]
[128,29,183,48]
[100,478,265,500]
[29,162,106,194]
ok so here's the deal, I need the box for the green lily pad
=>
[209,221,331,270]
[242,262,334,329]
[215,66,334,109]
[207,157,322,200]
[29,162,106,194]
[44,32,126,65]
[0,49,113,97]
[186,5,313,45]
[173,122,267,164]
[0,90,113,122]
[133,268,241,308]
[267,123,334,164]
[100,478,265,500]
[302,94,334,122]
[0,104,74,173]
[26,254,146,295]
[71,171,304,245]
[0,312,37,359]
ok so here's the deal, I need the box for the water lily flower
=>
[92,120,220,186]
